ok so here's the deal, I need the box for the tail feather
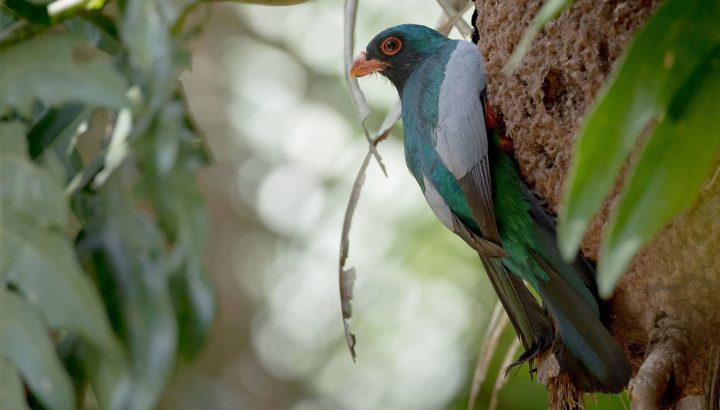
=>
[532,253,631,392]
[520,187,631,392]
[479,255,553,365]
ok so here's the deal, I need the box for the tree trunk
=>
[472,0,720,407]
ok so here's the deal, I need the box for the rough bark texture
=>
[473,0,720,406]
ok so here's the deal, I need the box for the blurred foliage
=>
[0,0,299,408]
[558,0,720,296]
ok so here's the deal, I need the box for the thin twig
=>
[338,0,475,361]
[468,301,509,410]
[489,338,521,410]
[435,0,473,37]
[343,0,386,175]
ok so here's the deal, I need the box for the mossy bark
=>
[472,0,720,407]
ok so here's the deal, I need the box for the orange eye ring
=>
[380,37,402,56]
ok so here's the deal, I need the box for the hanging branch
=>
[489,338,521,410]
[343,0,386,175]
[338,117,396,361]
[468,301,509,410]
[339,0,473,361]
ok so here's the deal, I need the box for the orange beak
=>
[349,52,385,78]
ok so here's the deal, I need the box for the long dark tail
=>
[533,260,631,392]
[526,189,631,392]
[478,256,553,365]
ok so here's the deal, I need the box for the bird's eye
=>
[380,37,402,56]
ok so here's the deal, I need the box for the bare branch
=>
[490,338,521,410]
[338,118,397,361]
[338,1,475,361]
[435,0,473,37]
[468,301,509,410]
[343,0,386,175]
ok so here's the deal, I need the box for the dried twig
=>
[339,0,475,361]
[338,123,394,361]
[343,0,386,175]
[489,338,521,410]
[468,301,509,410]
[435,0,474,37]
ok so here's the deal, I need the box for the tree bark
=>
[472,0,720,407]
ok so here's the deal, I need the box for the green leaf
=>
[79,345,133,410]
[138,104,214,360]
[2,0,51,25]
[505,0,574,71]
[79,178,177,410]
[27,102,87,159]
[0,33,128,115]
[121,0,177,100]
[1,149,67,228]
[0,288,75,410]
[0,148,121,357]
[0,358,30,410]
[64,13,123,55]
[30,104,89,185]
[597,47,720,296]
[57,335,90,408]
[558,0,720,260]
[0,217,120,352]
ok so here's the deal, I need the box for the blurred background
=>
[157,1,627,409]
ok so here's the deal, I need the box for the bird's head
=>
[350,24,450,90]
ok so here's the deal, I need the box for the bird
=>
[349,24,631,392]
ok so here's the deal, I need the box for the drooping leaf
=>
[0,145,121,356]
[79,344,133,410]
[0,288,75,410]
[78,177,177,410]
[136,102,215,360]
[597,47,720,296]
[121,0,179,107]
[0,216,120,353]
[0,153,67,228]
[0,33,128,115]
[57,334,92,408]
[0,358,30,410]
[2,0,51,25]
[64,13,123,55]
[558,0,720,261]
[27,102,87,159]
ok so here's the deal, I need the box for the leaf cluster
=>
[509,0,720,296]
[557,0,720,296]
[0,1,219,408]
